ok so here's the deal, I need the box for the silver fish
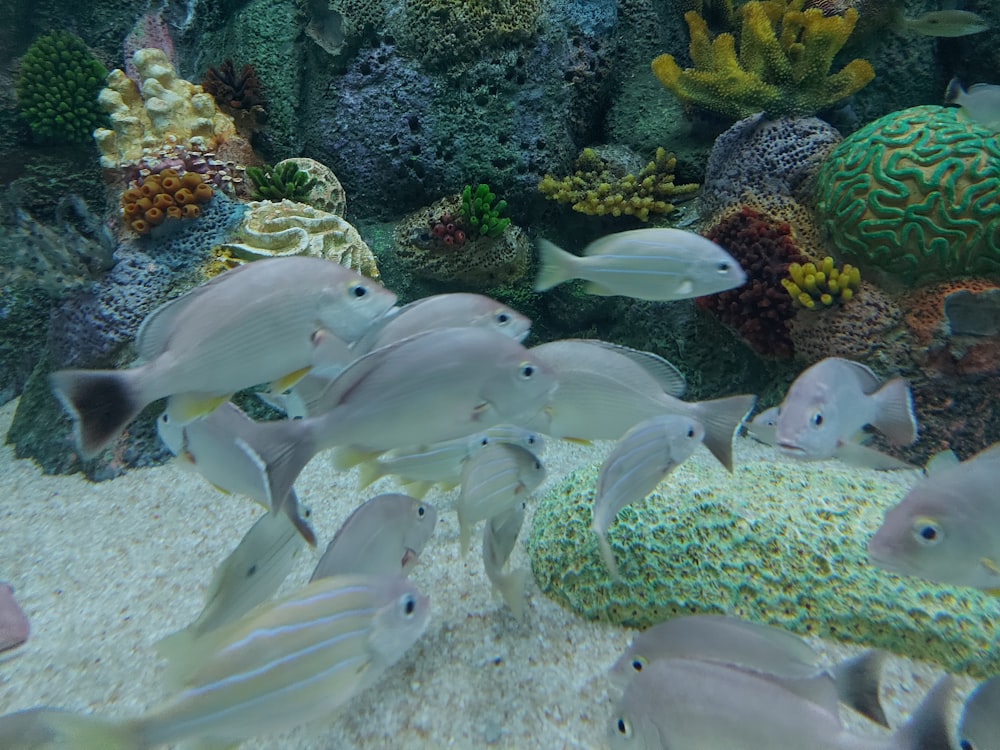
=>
[946,78,1000,131]
[457,442,545,553]
[526,339,754,471]
[482,501,529,619]
[609,657,954,750]
[959,673,1000,750]
[900,9,989,37]
[0,583,29,654]
[155,509,309,660]
[746,405,779,446]
[533,228,746,301]
[775,357,917,465]
[49,256,396,457]
[156,402,316,544]
[310,494,437,581]
[349,424,545,498]
[239,326,558,519]
[868,442,1000,590]
[609,615,887,727]
[592,414,704,578]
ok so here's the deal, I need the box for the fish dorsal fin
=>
[567,339,686,397]
[135,263,260,360]
[967,442,1000,472]
[826,358,882,394]
[925,449,959,476]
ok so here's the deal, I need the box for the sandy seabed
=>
[0,397,977,748]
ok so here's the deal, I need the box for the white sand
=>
[0,397,975,748]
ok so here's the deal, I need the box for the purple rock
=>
[0,583,29,653]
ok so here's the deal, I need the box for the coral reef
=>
[782,256,860,309]
[815,105,1000,286]
[696,206,809,359]
[538,146,698,221]
[526,458,1000,677]
[122,142,251,199]
[15,31,109,143]
[218,199,380,280]
[202,59,267,136]
[393,194,530,287]
[93,48,237,169]
[269,158,346,214]
[651,1,874,120]
[459,183,510,239]
[246,161,318,203]
[120,170,215,235]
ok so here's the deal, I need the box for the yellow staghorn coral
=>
[537,147,699,221]
[782,256,861,309]
[652,0,874,120]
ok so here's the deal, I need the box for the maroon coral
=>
[203,59,265,112]
[696,205,808,359]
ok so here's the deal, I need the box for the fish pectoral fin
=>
[980,557,1000,576]
[269,366,313,394]
[833,441,916,471]
[167,393,231,424]
[561,437,593,446]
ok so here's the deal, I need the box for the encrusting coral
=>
[538,147,698,221]
[782,256,860,309]
[120,169,215,235]
[246,162,318,203]
[651,0,874,119]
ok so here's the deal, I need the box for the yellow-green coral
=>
[781,256,860,309]
[537,147,699,221]
[651,0,874,119]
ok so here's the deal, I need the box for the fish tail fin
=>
[945,76,965,104]
[0,708,145,750]
[283,488,317,546]
[533,238,577,292]
[235,422,316,522]
[494,567,530,619]
[892,674,954,750]
[870,377,917,445]
[399,480,434,499]
[330,445,382,471]
[595,529,622,581]
[830,649,889,728]
[48,369,147,458]
[355,459,384,491]
[692,394,757,472]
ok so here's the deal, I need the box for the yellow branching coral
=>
[651,0,874,120]
[782,256,861,309]
[537,147,699,221]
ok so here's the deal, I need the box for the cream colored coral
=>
[93,48,236,168]
[276,157,347,215]
[220,199,380,281]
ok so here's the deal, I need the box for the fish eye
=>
[534,460,542,470]
[615,716,632,738]
[519,362,536,379]
[417,505,426,518]
[717,261,731,272]
[400,593,417,617]
[528,435,537,444]
[960,740,973,750]
[480,437,490,446]
[687,427,695,438]
[304,507,312,518]
[160,413,169,423]
[350,284,368,298]
[811,411,824,427]
[496,312,510,324]
[631,656,647,673]
[912,517,942,545]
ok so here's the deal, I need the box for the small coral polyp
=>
[121,170,214,235]
[428,211,467,248]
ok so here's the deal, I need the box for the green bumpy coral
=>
[538,147,699,221]
[782,256,860,309]
[15,31,109,143]
[246,162,318,203]
[460,183,511,239]
[815,105,1000,286]
[651,0,874,120]
[527,459,1000,677]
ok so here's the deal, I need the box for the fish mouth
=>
[400,547,419,569]
[777,441,806,456]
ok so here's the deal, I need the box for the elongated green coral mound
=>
[16,31,108,143]
[460,183,510,239]
[651,1,873,119]
[815,105,1000,286]
[246,162,318,203]
[527,452,1000,677]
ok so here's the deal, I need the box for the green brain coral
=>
[16,31,108,143]
[526,454,1000,677]
[815,105,1000,285]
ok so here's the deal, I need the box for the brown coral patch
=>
[903,278,1000,347]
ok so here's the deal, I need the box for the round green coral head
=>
[15,31,108,144]
[815,105,1000,285]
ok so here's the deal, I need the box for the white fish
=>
[457,442,546,553]
[0,575,430,749]
[609,657,954,750]
[482,501,529,618]
[592,415,704,578]
[746,405,779,446]
[156,508,310,658]
[868,442,1000,590]
[156,402,316,544]
[533,228,746,301]
[608,615,888,727]
[899,10,989,38]
[959,672,1000,750]
[946,78,1000,131]
[239,327,558,520]
[775,357,917,466]
[49,257,396,457]
[310,494,437,580]
[526,339,754,471]
[349,424,545,498]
